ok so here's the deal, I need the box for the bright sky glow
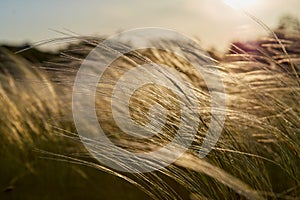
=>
[224,0,258,9]
[0,0,299,51]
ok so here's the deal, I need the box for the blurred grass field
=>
[0,17,299,200]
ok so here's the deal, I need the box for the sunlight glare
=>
[224,0,257,9]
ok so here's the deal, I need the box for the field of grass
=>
[0,21,299,199]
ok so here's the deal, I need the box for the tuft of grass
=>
[0,23,299,199]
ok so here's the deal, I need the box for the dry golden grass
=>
[0,24,299,199]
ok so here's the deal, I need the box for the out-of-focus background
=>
[1,0,300,51]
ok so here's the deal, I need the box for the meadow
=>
[0,18,299,200]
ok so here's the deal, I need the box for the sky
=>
[0,0,300,51]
